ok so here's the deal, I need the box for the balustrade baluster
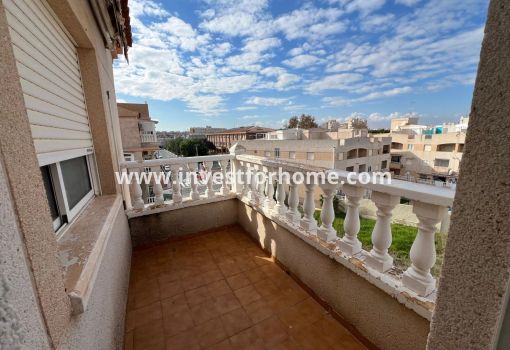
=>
[205,161,215,198]
[273,172,287,216]
[263,166,275,213]
[131,168,144,210]
[286,173,301,225]
[300,180,317,233]
[317,182,338,242]
[152,167,164,205]
[170,165,182,204]
[337,184,364,255]
[187,162,200,200]
[402,202,445,296]
[220,160,229,195]
[365,192,400,272]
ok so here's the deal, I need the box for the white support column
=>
[337,184,365,255]
[402,202,446,296]
[205,161,215,198]
[263,166,275,213]
[152,168,164,205]
[256,165,265,206]
[219,160,229,195]
[300,181,317,233]
[317,182,338,242]
[286,173,301,225]
[365,192,400,272]
[187,162,200,200]
[170,165,182,204]
[131,168,144,210]
[247,163,258,204]
[273,172,287,216]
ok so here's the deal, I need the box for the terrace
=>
[119,149,456,349]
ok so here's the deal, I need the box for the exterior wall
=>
[0,0,131,347]
[128,199,239,247]
[0,152,50,349]
[428,0,510,348]
[237,201,430,350]
[59,202,131,350]
[119,116,142,151]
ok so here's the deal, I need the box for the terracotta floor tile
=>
[162,307,194,336]
[206,338,234,350]
[134,286,160,309]
[243,299,274,324]
[220,307,253,336]
[185,285,210,306]
[207,279,232,298]
[195,317,228,348]
[253,278,279,298]
[289,323,333,350]
[133,320,165,350]
[218,261,242,277]
[278,298,326,329]
[161,293,188,316]
[226,272,251,290]
[134,301,162,328]
[165,330,200,350]
[253,316,289,346]
[214,292,242,314]
[125,310,135,332]
[244,267,267,284]
[313,316,367,350]
[234,285,262,306]
[229,328,266,350]
[159,280,183,300]
[181,274,209,291]
[190,298,221,325]
[124,331,133,350]
[272,337,305,350]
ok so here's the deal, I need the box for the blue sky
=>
[113,0,488,131]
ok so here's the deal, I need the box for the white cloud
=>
[395,0,421,6]
[283,54,322,69]
[306,73,364,94]
[345,0,386,16]
[240,115,260,119]
[323,86,412,106]
[236,106,257,111]
[246,96,291,106]
[152,17,209,51]
[260,67,300,90]
[360,14,395,32]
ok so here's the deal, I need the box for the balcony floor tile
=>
[124,225,367,350]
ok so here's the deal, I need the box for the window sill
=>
[57,194,123,314]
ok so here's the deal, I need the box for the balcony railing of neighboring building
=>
[140,131,158,143]
[119,152,455,321]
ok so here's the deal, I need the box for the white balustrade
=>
[131,169,144,210]
[204,161,215,198]
[273,173,287,216]
[317,182,338,242]
[219,160,229,195]
[152,168,164,205]
[263,166,275,213]
[402,202,446,296]
[285,173,301,225]
[170,165,182,204]
[337,184,364,255]
[187,162,200,200]
[365,192,400,272]
[300,181,317,233]
[256,165,266,206]
[247,164,258,205]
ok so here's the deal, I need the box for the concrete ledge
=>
[128,198,238,247]
[237,199,431,350]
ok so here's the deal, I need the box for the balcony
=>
[120,150,455,349]
[140,131,158,144]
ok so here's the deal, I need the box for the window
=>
[274,148,280,158]
[358,164,366,172]
[434,159,450,168]
[40,155,95,234]
[424,144,432,152]
[306,152,315,160]
[264,151,271,157]
[346,166,354,172]
[381,160,388,169]
[289,151,296,159]
[407,144,414,150]
[124,153,134,161]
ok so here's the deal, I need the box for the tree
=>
[286,114,318,129]
[287,116,299,128]
[165,138,215,157]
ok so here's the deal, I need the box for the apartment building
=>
[238,127,391,172]
[388,116,468,180]
[189,125,226,139]
[118,102,159,161]
[206,125,274,153]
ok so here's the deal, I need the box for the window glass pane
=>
[40,165,59,221]
[61,156,92,209]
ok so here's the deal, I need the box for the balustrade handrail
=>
[120,154,234,169]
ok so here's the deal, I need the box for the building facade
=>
[207,126,274,153]
[118,102,160,161]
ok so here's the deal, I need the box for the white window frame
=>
[424,144,432,152]
[289,151,296,159]
[46,154,97,238]
[274,148,280,158]
[307,152,315,160]
[407,144,414,150]
[264,151,271,157]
